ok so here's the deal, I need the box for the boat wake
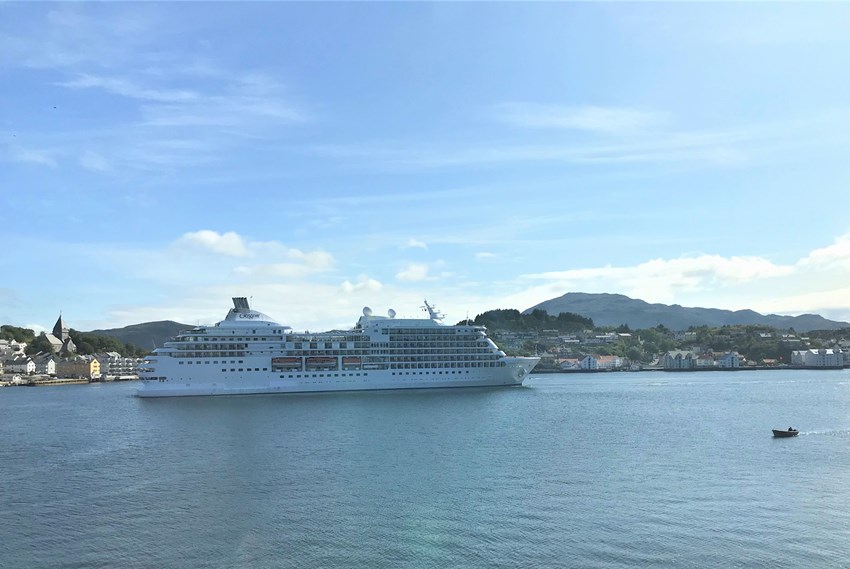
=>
[798,429,850,437]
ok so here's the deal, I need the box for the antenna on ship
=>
[421,299,444,322]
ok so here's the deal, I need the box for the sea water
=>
[2,370,849,568]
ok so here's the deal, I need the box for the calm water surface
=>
[2,370,849,568]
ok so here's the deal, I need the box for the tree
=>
[1,325,35,343]
[25,333,55,355]
[626,346,643,362]
[473,308,593,333]
[62,329,148,357]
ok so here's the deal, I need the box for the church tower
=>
[52,314,75,356]
[53,314,70,342]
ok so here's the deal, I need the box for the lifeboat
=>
[305,357,338,370]
[272,357,302,370]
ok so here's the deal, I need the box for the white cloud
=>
[476,252,496,259]
[491,241,850,327]
[396,263,429,282]
[502,256,785,315]
[522,254,794,304]
[340,276,383,294]
[405,238,428,250]
[232,250,333,279]
[286,249,334,270]
[168,231,336,280]
[747,286,850,322]
[799,233,850,269]
[175,230,250,257]
[12,221,850,334]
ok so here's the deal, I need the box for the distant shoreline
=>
[532,365,848,374]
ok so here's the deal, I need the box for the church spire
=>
[53,314,69,342]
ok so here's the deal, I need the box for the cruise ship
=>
[136,297,540,397]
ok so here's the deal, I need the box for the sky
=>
[2,2,850,334]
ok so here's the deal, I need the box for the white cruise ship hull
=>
[137,357,539,398]
[137,298,540,398]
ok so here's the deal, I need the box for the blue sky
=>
[3,2,850,333]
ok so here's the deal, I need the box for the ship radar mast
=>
[422,299,444,322]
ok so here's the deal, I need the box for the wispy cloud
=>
[1,5,160,71]
[58,73,198,102]
[39,69,307,173]
[56,68,306,135]
[494,103,668,134]
[79,150,109,172]
[8,147,58,168]
[313,107,850,173]
[1,6,308,175]
[140,97,304,128]
[312,135,747,170]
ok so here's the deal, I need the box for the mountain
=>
[525,293,850,332]
[87,321,191,351]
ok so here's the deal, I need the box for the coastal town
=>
[0,315,144,387]
[1,309,848,389]
[496,327,849,372]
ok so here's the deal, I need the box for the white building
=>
[662,350,696,369]
[791,349,844,368]
[5,355,36,374]
[580,355,598,370]
[716,352,741,368]
[586,333,618,345]
[695,353,715,368]
[32,353,58,376]
[596,355,622,370]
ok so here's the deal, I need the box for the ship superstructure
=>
[137,298,539,397]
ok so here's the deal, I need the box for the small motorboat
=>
[773,427,799,438]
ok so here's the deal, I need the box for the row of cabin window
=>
[179,360,244,365]
[279,373,369,378]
